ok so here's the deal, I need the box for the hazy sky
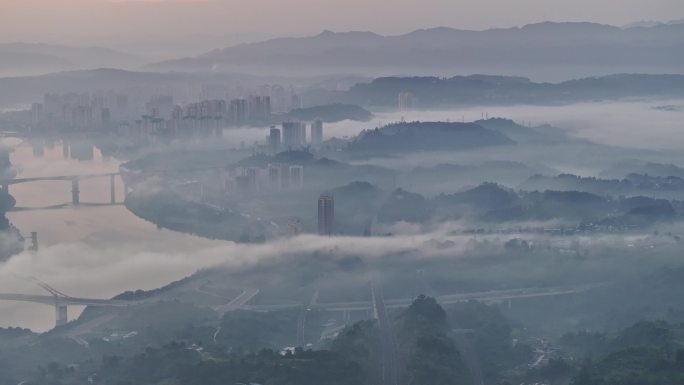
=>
[1,0,683,55]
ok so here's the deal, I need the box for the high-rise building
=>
[281,122,296,149]
[310,119,323,147]
[235,175,250,195]
[299,123,306,146]
[100,107,111,129]
[235,167,258,194]
[30,103,43,126]
[291,94,302,110]
[269,127,281,153]
[230,98,248,125]
[248,95,272,121]
[268,164,281,189]
[318,193,334,236]
[279,163,291,189]
[270,84,287,113]
[281,122,306,149]
[262,96,272,119]
[398,92,415,110]
[290,165,304,188]
[246,167,258,191]
[145,95,174,119]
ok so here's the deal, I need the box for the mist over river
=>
[1,99,683,332]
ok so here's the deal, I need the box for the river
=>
[0,138,232,332]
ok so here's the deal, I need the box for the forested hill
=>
[348,121,514,153]
[334,74,684,107]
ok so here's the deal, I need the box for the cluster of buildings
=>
[230,163,306,195]
[18,82,306,139]
[29,92,131,131]
[199,83,302,114]
[170,167,336,239]
[268,119,324,152]
[398,92,416,110]
[128,95,275,139]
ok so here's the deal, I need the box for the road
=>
[296,291,319,347]
[242,283,601,312]
[212,289,260,314]
[296,308,306,347]
[213,326,222,343]
[372,281,399,385]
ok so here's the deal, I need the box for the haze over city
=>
[0,1,683,384]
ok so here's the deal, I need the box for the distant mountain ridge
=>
[0,70,682,108]
[306,74,684,107]
[149,22,684,80]
[0,43,143,77]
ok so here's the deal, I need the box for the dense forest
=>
[10,297,684,385]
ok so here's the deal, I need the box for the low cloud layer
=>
[0,227,473,331]
[2,217,681,332]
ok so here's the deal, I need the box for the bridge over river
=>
[1,172,121,207]
[1,165,238,210]
[0,278,133,328]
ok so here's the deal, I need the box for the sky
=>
[1,0,683,57]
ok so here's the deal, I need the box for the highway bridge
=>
[0,165,236,210]
[0,293,129,307]
[0,278,134,328]
[212,288,260,314]
[0,291,131,328]
[0,282,602,331]
[10,202,124,212]
[244,284,601,312]
[1,172,121,206]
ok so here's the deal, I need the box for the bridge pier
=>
[62,141,69,159]
[71,179,80,206]
[110,174,116,204]
[55,303,68,327]
[29,232,38,251]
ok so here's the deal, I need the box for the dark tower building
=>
[269,126,281,153]
[318,193,334,236]
[310,119,323,147]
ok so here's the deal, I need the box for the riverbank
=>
[124,190,271,243]
[0,225,24,261]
